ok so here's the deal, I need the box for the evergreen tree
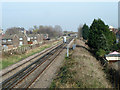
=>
[82,24,89,40]
[96,33,109,51]
[88,19,116,52]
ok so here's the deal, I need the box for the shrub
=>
[96,49,106,57]
[111,43,119,51]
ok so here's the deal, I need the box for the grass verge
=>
[50,41,112,88]
[50,50,78,88]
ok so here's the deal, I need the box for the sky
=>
[118,1,120,28]
[2,2,119,32]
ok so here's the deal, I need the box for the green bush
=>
[111,43,119,51]
[50,81,56,88]
[96,49,106,57]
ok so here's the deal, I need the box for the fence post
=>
[67,46,69,57]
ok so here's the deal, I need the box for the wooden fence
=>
[2,39,57,56]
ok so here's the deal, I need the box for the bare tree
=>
[54,25,63,37]
[78,24,83,39]
[31,25,63,38]
[5,27,25,35]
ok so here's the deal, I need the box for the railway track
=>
[1,40,63,81]
[1,38,73,89]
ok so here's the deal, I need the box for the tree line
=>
[5,25,63,38]
[78,19,120,57]
[31,25,63,38]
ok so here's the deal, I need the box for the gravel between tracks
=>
[29,48,66,88]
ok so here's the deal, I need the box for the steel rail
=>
[11,44,63,88]
[2,43,64,88]
[1,38,73,89]
[2,41,62,77]
[25,43,65,88]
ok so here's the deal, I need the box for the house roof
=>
[2,33,26,39]
[109,51,120,54]
[27,34,44,37]
[105,51,120,57]
[2,34,14,39]
[27,34,38,37]
[17,33,26,38]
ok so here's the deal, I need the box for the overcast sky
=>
[2,2,118,32]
